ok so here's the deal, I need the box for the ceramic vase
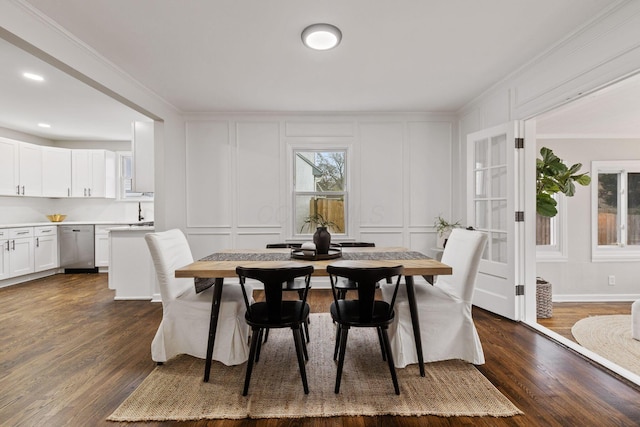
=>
[313,226,331,254]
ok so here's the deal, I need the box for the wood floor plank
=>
[1,274,639,426]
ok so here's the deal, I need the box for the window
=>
[591,161,640,260]
[536,194,567,261]
[293,150,346,236]
[117,151,154,201]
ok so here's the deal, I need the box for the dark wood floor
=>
[1,274,640,426]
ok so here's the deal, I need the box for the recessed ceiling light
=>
[23,72,44,82]
[37,123,51,128]
[301,24,342,50]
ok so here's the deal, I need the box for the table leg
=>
[203,277,224,382]
[404,275,425,376]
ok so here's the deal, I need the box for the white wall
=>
[456,1,640,306]
[183,114,454,259]
[536,138,640,301]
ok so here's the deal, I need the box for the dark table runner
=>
[195,251,430,293]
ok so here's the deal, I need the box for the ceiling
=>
[2,0,637,141]
[0,37,149,141]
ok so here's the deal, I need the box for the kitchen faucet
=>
[138,202,144,222]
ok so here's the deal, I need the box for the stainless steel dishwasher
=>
[59,225,98,273]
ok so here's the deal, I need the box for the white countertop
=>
[109,225,155,232]
[1,220,154,229]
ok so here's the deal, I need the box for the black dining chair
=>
[264,243,310,343]
[327,263,404,395]
[331,242,379,299]
[236,264,314,396]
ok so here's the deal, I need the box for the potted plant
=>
[434,215,461,248]
[299,213,341,233]
[300,213,341,255]
[536,147,591,217]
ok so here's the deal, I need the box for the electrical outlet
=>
[608,275,616,286]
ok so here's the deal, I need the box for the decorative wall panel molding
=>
[186,121,232,228]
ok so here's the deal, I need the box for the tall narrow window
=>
[592,161,640,260]
[536,193,567,260]
[117,152,153,200]
[294,150,346,236]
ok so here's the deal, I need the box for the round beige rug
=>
[571,315,640,376]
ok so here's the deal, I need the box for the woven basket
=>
[536,278,553,318]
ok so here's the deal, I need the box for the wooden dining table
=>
[175,246,452,381]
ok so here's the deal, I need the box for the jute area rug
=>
[108,313,522,421]
[572,314,640,377]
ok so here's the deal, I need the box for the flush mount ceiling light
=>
[301,23,342,50]
[23,72,44,81]
[37,123,51,128]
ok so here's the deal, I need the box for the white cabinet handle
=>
[88,188,92,197]
[84,188,87,197]
[16,185,20,195]
[36,237,40,247]
[21,185,25,195]
[11,240,15,250]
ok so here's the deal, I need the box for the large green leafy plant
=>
[536,147,591,217]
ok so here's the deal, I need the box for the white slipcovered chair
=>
[381,228,488,367]
[145,229,252,365]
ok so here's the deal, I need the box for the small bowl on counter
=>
[46,214,67,222]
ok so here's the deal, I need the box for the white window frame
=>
[290,146,349,240]
[591,160,640,261]
[116,151,154,201]
[536,193,568,261]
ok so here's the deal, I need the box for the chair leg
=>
[302,318,310,343]
[255,328,264,363]
[262,327,269,343]
[380,326,400,395]
[333,324,342,360]
[376,327,387,361]
[292,326,309,394]
[335,325,349,394]
[243,327,261,396]
[301,325,309,361]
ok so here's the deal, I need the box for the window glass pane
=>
[475,201,488,229]
[490,166,507,198]
[295,151,345,191]
[474,138,488,169]
[598,173,618,246]
[474,169,487,197]
[122,155,132,179]
[490,134,506,166]
[491,200,508,231]
[536,214,551,246]
[295,195,345,234]
[628,172,640,245]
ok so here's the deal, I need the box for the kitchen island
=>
[108,225,158,301]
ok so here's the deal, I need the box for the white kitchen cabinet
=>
[34,226,58,272]
[0,138,19,196]
[71,149,116,198]
[132,121,155,193]
[18,143,43,197]
[0,229,10,280]
[42,146,72,197]
[109,227,156,300]
[95,224,118,270]
[7,228,35,278]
